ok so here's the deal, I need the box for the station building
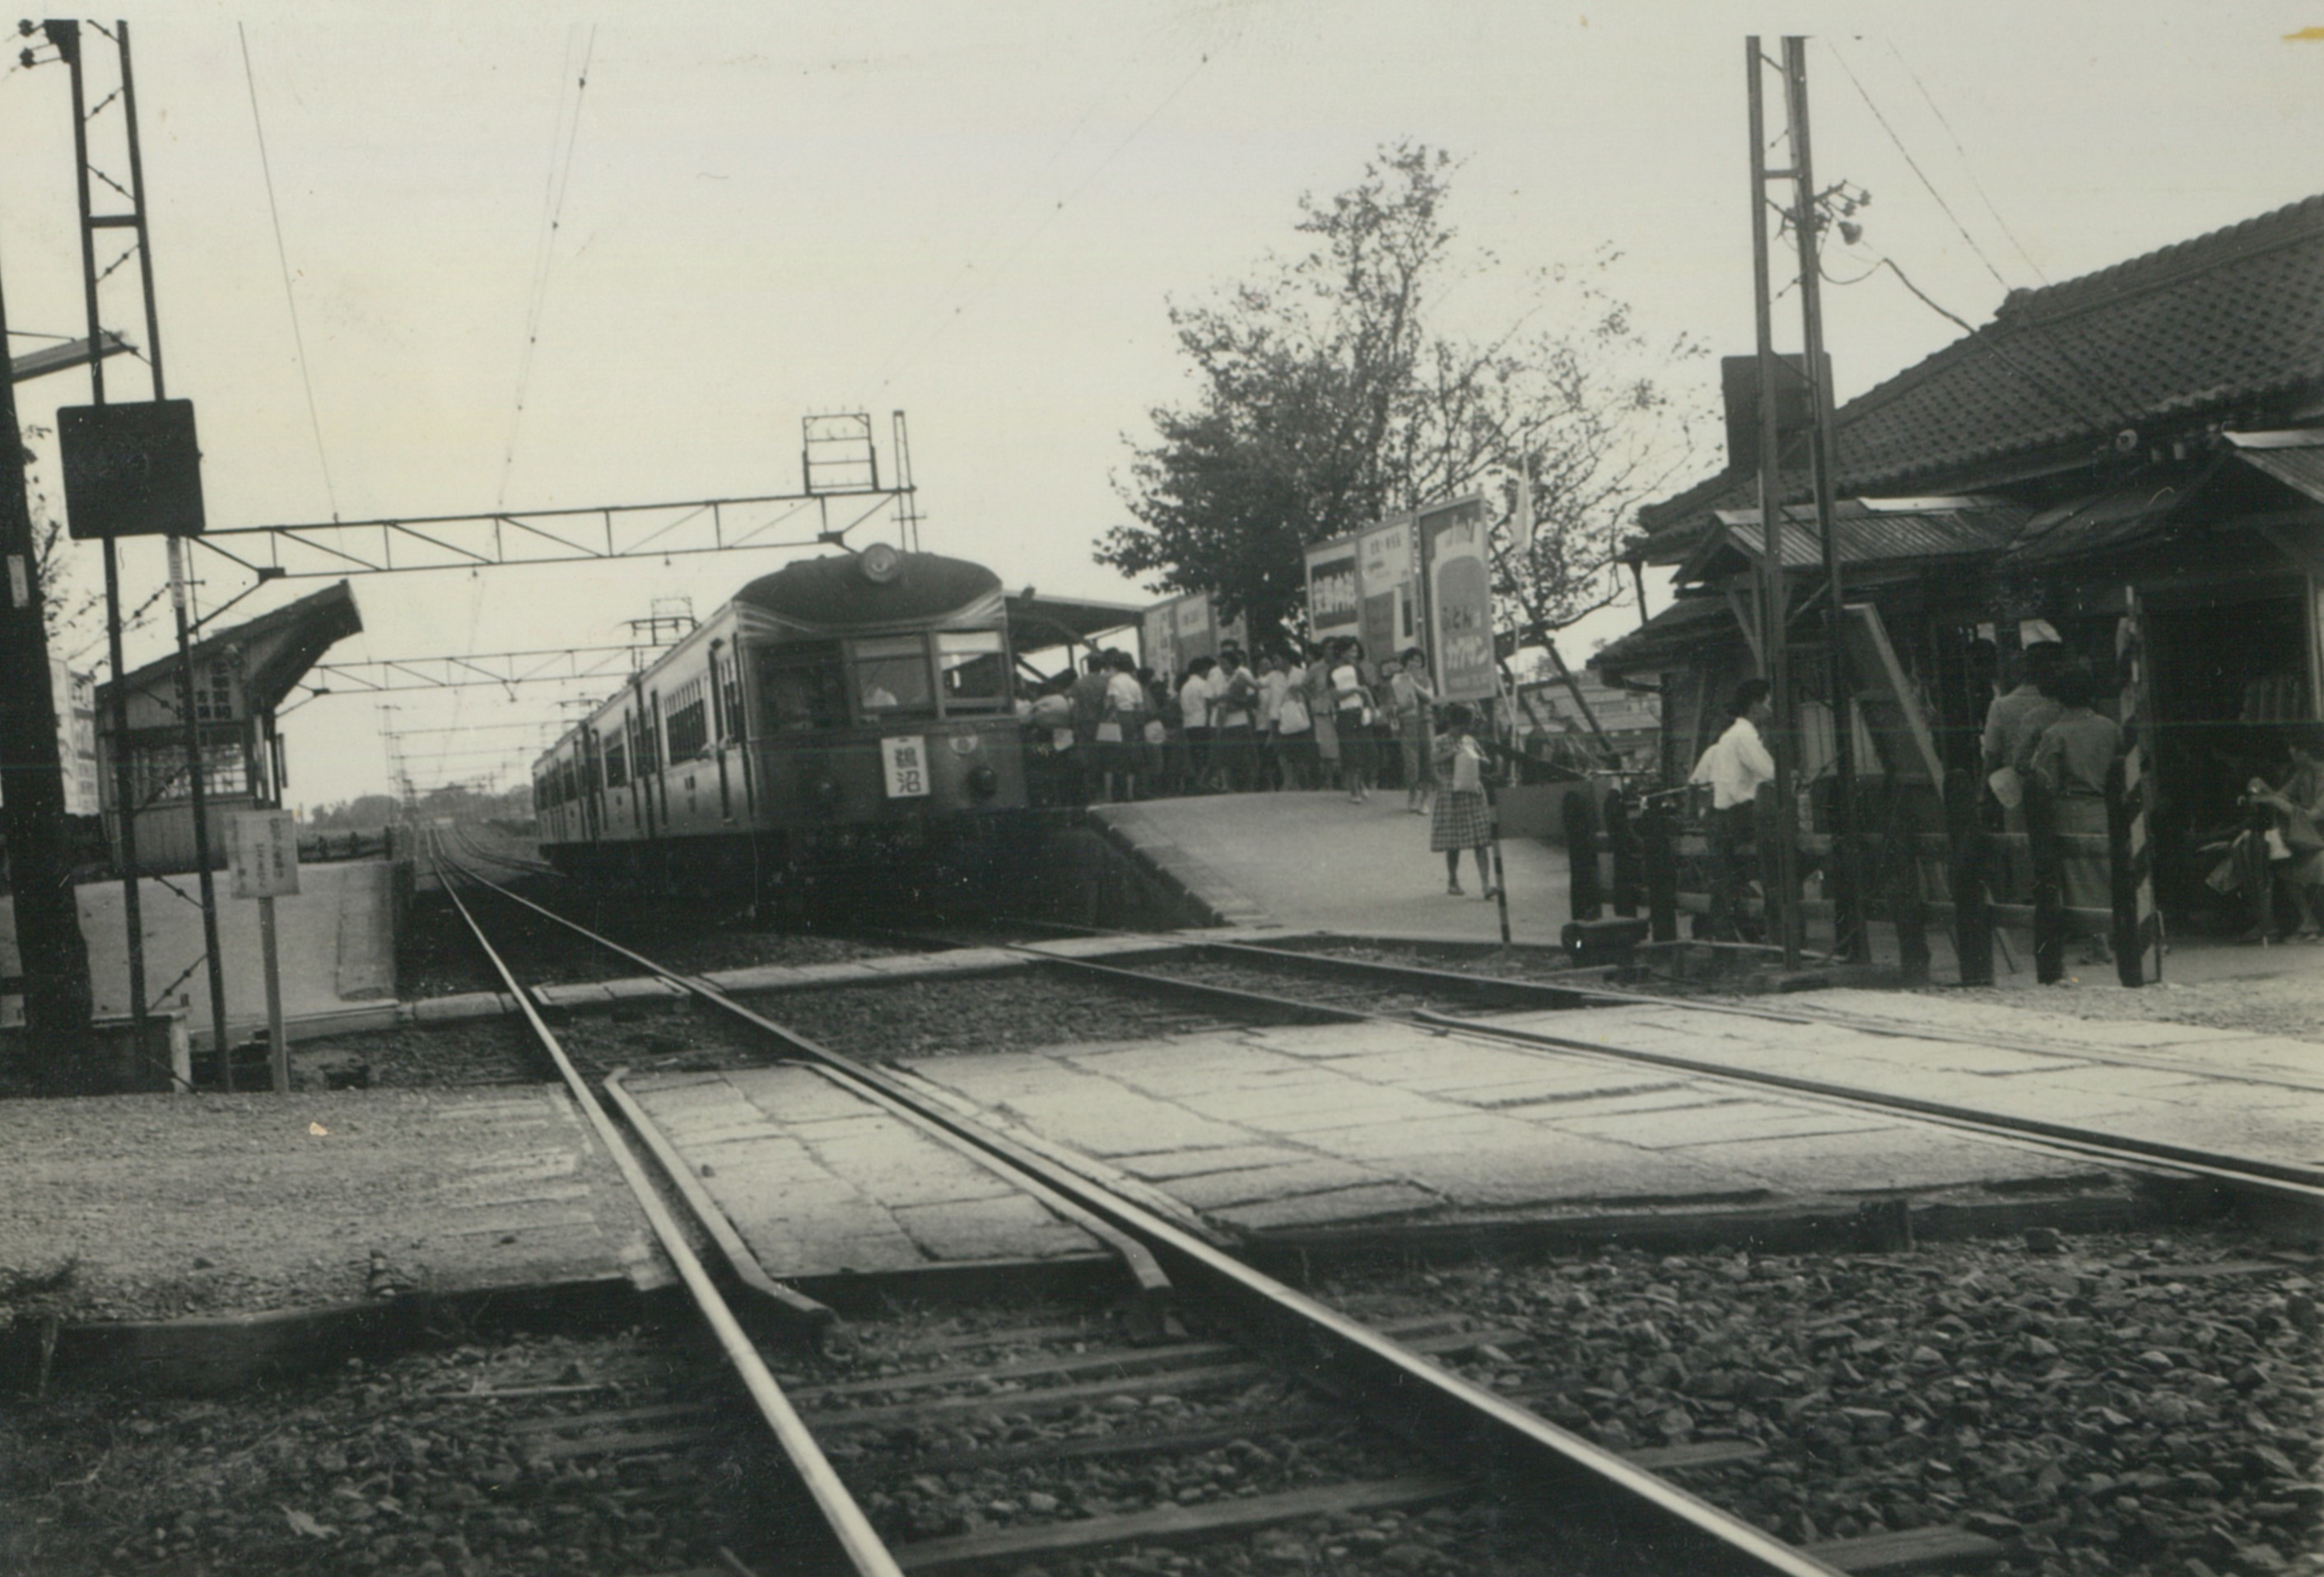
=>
[95,581,361,875]
[1599,192,2324,921]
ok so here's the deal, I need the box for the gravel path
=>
[1324,1228,2323,1577]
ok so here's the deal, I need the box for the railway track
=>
[425,835,1869,1575]
[897,922,2324,1222]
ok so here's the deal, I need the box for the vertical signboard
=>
[1304,534,1361,647]
[1143,601,1180,682]
[228,809,301,898]
[1146,592,1250,675]
[1419,494,1496,701]
[1358,516,1418,660]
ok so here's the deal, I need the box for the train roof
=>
[735,550,1004,633]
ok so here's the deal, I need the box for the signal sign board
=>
[228,809,301,899]
[58,399,206,539]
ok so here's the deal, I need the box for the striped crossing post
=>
[2109,588,2163,986]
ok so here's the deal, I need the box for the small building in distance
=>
[95,581,361,875]
[1514,669,1661,775]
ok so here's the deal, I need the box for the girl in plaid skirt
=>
[1430,703,1495,897]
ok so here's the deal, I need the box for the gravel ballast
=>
[0,1327,779,1576]
[1324,1228,2323,1577]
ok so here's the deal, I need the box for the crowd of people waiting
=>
[1020,637,1441,809]
[1019,637,1506,898]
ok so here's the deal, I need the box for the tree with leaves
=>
[1101,141,1706,650]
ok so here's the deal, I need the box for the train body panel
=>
[532,548,1032,883]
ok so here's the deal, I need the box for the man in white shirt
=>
[1177,657,1218,791]
[1688,679,1777,941]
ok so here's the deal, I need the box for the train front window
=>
[758,644,849,733]
[937,631,1008,710]
[850,636,934,720]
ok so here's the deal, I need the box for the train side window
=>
[666,679,710,759]
[758,644,848,733]
[850,636,934,720]
[937,631,1008,711]
[602,735,628,788]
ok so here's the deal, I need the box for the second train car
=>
[532,544,1033,893]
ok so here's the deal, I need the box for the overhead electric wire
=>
[448,29,597,795]
[496,26,598,511]
[1882,40,2049,286]
[238,24,341,523]
[1822,37,2011,293]
[1821,35,2147,438]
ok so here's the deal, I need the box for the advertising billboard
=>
[1304,534,1361,644]
[1357,516,1418,660]
[1141,603,1179,682]
[1418,493,1496,702]
[1145,592,1247,674]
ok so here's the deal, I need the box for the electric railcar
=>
[531,544,1030,889]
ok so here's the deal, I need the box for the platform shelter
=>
[95,581,361,875]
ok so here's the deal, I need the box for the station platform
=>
[0,859,398,1044]
[1092,790,1572,940]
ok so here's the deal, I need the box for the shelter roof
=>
[2226,428,2324,507]
[1679,497,2028,582]
[1994,463,2215,570]
[102,580,361,716]
[1587,596,1741,682]
[1005,591,1146,653]
[1633,192,2324,564]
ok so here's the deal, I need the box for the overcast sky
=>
[6,1,2319,805]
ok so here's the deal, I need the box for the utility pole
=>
[1744,36,1865,967]
[1781,36,1868,963]
[1744,37,1804,967]
[0,218,100,1090]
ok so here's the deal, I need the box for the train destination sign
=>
[58,399,207,540]
[882,735,930,798]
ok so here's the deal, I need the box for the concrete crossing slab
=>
[622,1066,1104,1278]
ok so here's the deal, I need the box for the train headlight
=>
[967,764,999,800]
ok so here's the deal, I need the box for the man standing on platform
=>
[1070,652,1112,805]
[1688,679,1777,941]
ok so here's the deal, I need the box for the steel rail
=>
[422,838,903,1577]
[425,847,1847,1576]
